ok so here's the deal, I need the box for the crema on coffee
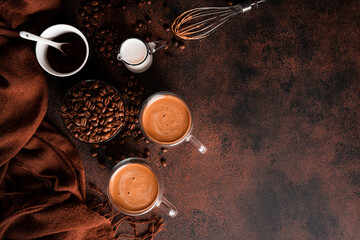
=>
[141,94,192,144]
[108,163,159,212]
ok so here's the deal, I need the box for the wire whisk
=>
[171,0,266,40]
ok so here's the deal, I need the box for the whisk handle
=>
[241,0,266,13]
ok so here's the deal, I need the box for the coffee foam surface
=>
[141,95,191,144]
[109,163,159,212]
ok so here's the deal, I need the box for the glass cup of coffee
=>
[140,92,207,154]
[117,38,166,73]
[107,157,178,217]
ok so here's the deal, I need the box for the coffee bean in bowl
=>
[61,80,124,143]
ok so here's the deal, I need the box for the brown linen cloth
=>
[0,0,115,239]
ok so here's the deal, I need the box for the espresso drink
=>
[47,32,86,73]
[109,163,159,212]
[141,94,192,144]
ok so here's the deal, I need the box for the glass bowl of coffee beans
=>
[61,80,125,143]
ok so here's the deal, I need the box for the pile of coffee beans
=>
[61,80,124,143]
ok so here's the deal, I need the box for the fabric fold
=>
[0,0,116,239]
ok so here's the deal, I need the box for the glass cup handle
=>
[156,196,178,217]
[186,135,207,154]
[148,41,167,54]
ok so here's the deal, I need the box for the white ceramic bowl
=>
[35,24,89,77]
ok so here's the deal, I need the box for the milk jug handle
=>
[147,41,167,54]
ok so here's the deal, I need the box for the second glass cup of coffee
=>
[117,38,166,73]
[108,157,178,217]
[140,92,207,154]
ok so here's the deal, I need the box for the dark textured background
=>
[44,0,360,239]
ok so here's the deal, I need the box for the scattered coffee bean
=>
[161,158,167,167]
[145,148,150,156]
[106,154,113,160]
[178,42,186,50]
[91,148,98,157]
[99,162,106,168]
[161,148,168,153]
[227,0,233,6]
[61,80,124,143]
[145,15,152,24]
[163,24,171,32]
[137,20,143,28]
[133,25,140,32]
[172,38,179,47]
[147,0,152,5]
[138,0,146,7]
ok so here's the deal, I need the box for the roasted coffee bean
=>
[99,162,106,168]
[61,105,67,112]
[145,15,152,24]
[178,42,186,50]
[130,123,136,130]
[91,150,98,157]
[144,34,151,42]
[161,158,167,167]
[137,20,143,28]
[161,148,168,153]
[163,24,171,32]
[145,148,150,156]
[138,0,146,7]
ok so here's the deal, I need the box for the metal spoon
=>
[19,31,70,56]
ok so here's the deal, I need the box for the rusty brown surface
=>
[45,0,360,239]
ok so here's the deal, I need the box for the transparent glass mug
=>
[140,92,207,154]
[117,38,166,73]
[107,157,178,217]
